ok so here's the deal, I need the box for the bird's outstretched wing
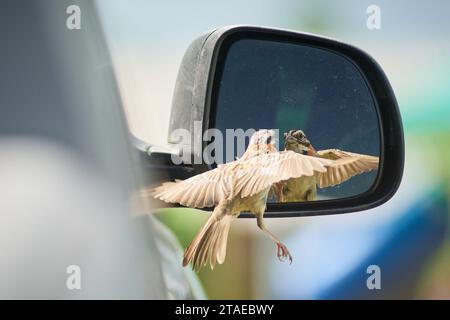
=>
[152,151,332,207]
[234,150,331,198]
[314,149,379,188]
[151,163,235,208]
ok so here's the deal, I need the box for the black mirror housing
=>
[166,25,404,217]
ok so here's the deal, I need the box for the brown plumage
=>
[315,149,379,188]
[275,129,379,202]
[183,198,233,271]
[152,129,335,270]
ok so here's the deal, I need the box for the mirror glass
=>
[212,37,380,202]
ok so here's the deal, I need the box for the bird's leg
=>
[256,213,292,264]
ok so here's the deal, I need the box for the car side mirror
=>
[153,25,404,217]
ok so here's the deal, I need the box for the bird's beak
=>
[307,144,316,156]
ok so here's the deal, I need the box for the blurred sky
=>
[97,0,450,145]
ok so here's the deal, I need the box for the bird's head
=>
[242,129,277,159]
[284,129,313,154]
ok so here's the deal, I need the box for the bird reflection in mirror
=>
[271,129,379,203]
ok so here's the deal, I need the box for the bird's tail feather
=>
[183,210,233,271]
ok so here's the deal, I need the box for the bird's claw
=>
[276,242,293,264]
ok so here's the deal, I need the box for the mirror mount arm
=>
[130,133,182,159]
[147,145,182,159]
[130,134,194,187]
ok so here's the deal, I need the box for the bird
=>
[272,129,379,202]
[151,129,335,271]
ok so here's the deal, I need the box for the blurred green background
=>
[98,0,450,299]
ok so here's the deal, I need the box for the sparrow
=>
[152,129,335,270]
[272,129,379,202]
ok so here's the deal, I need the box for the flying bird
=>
[272,129,379,202]
[152,129,335,270]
